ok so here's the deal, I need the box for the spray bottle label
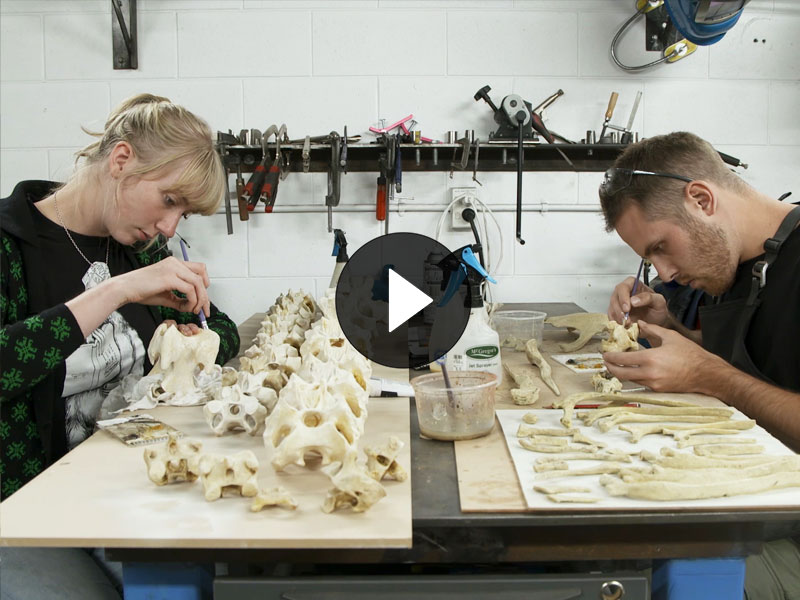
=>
[465,346,499,360]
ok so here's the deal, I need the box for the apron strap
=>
[747,204,800,305]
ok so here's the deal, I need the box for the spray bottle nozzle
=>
[437,244,496,308]
[332,228,349,262]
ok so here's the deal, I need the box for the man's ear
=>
[685,180,716,217]
[108,141,134,178]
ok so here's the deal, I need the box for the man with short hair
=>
[598,131,800,599]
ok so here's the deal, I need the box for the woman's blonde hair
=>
[76,93,224,216]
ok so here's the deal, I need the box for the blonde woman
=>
[1,93,240,491]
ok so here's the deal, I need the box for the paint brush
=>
[178,238,209,330]
[623,258,645,325]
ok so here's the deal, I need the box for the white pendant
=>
[82,261,111,290]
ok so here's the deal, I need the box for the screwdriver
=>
[376,155,387,221]
[599,91,619,142]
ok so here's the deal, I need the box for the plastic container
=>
[410,371,498,441]
[491,310,547,346]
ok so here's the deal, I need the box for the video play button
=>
[335,232,471,369]
[388,269,432,332]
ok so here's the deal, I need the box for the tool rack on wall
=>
[217,140,626,174]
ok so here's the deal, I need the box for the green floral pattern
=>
[1,230,240,500]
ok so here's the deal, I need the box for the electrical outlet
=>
[450,187,477,230]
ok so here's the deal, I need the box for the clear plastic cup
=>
[491,310,547,346]
[410,371,498,441]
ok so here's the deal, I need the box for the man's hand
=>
[607,277,670,327]
[162,319,203,336]
[603,320,725,393]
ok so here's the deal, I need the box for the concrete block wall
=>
[2,0,798,325]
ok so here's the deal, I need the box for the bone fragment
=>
[534,461,569,472]
[250,486,298,511]
[619,457,800,484]
[522,412,539,424]
[536,462,630,479]
[640,449,784,470]
[505,364,541,405]
[534,484,592,495]
[597,413,724,433]
[545,312,610,352]
[579,405,733,426]
[552,392,696,428]
[535,450,633,464]
[501,336,527,351]
[517,424,576,437]
[694,444,765,456]
[592,372,622,394]
[621,419,755,444]
[664,421,755,441]
[546,493,601,503]
[199,450,259,501]
[143,432,202,486]
[525,339,560,396]
[601,471,800,501]
[571,431,607,448]
[364,436,408,482]
[519,439,598,453]
[677,436,758,449]
[601,320,639,353]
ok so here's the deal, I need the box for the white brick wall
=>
[2,0,798,325]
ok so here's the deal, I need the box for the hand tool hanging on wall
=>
[376,153,388,223]
[242,125,277,212]
[598,91,643,144]
[598,92,619,142]
[262,124,286,213]
[216,131,237,234]
[474,84,574,244]
[326,130,342,233]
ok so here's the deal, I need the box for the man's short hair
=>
[598,131,746,232]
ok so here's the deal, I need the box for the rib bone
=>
[525,339,560,396]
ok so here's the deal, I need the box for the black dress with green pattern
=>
[0,181,240,499]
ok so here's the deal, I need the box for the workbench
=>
[3,303,797,600]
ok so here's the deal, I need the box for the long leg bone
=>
[553,392,697,428]
[516,424,577,437]
[694,444,765,456]
[601,470,800,501]
[525,339,560,396]
[536,462,630,479]
[640,449,780,469]
[597,413,725,433]
[677,436,757,449]
[519,439,599,453]
[579,405,733,426]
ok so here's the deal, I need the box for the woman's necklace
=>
[53,191,112,287]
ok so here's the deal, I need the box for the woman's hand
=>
[607,277,669,327]
[162,319,203,336]
[113,256,211,317]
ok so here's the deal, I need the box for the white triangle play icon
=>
[388,269,433,333]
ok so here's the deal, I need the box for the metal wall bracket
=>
[112,0,137,70]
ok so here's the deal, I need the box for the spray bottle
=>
[328,228,349,290]
[435,244,502,385]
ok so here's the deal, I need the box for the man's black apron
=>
[699,204,800,384]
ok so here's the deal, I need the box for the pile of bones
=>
[142,289,407,513]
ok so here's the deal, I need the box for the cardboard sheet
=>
[496,408,800,512]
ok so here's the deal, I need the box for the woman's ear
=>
[685,180,716,217]
[108,141,134,178]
